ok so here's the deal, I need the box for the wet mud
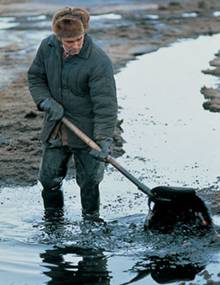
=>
[201,50,220,112]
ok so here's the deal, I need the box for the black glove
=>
[89,138,113,162]
[39,98,64,121]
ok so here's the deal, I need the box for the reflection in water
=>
[40,246,111,285]
[38,216,215,285]
[39,210,113,284]
[40,244,207,285]
[122,255,205,285]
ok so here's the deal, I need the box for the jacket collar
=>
[48,33,92,59]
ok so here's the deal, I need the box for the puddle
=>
[116,34,220,190]
[27,15,47,21]
[146,14,159,20]
[213,11,220,17]
[0,241,50,285]
[182,12,198,18]
[1,30,220,285]
[91,13,122,21]
[0,17,18,29]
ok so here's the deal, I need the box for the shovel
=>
[62,117,213,232]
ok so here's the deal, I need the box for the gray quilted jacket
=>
[28,33,118,147]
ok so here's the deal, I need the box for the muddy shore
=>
[1,0,220,187]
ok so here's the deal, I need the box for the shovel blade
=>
[150,186,196,202]
[145,186,213,234]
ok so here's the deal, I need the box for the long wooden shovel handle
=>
[61,117,153,197]
[62,117,101,151]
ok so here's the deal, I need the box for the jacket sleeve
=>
[88,56,118,140]
[27,40,52,109]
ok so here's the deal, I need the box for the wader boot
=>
[81,184,105,224]
[42,187,64,221]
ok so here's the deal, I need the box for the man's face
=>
[61,34,84,55]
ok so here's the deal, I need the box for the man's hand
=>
[89,138,113,162]
[39,98,64,121]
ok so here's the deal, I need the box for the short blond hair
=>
[52,7,90,38]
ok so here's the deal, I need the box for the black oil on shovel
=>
[62,117,213,233]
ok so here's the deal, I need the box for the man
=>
[28,7,118,222]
